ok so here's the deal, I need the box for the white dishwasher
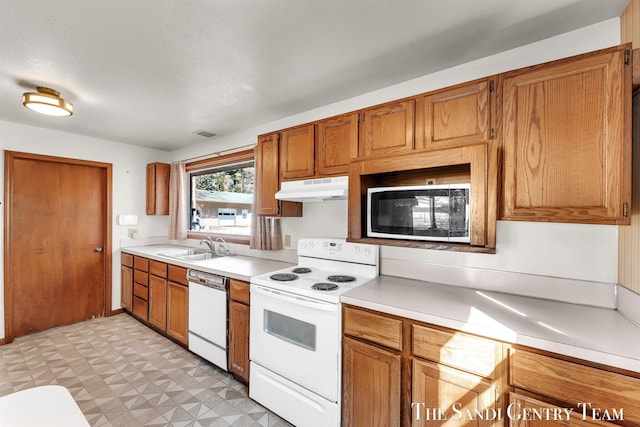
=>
[187,269,228,371]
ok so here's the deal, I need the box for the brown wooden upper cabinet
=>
[501,44,631,224]
[255,132,302,217]
[146,162,170,215]
[356,99,415,159]
[278,115,354,180]
[316,113,357,176]
[418,79,493,150]
[280,124,315,179]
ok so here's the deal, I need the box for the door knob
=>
[95,247,103,252]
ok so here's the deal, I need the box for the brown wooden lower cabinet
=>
[148,274,167,330]
[121,254,188,347]
[167,281,188,344]
[342,336,401,427]
[228,279,250,383]
[342,304,640,427]
[412,358,498,427]
[121,264,133,312]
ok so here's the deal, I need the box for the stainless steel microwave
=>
[367,183,471,243]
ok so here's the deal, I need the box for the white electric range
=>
[249,238,379,427]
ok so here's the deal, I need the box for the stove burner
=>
[327,275,356,283]
[312,282,339,291]
[292,267,312,274]
[270,273,299,282]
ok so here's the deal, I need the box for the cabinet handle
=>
[495,385,500,402]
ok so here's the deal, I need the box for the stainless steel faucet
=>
[215,237,230,256]
[200,236,215,253]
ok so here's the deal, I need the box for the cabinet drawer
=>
[412,323,500,379]
[168,264,188,285]
[510,349,640,424]
[121,252,133,267]
[230,279,250,305]
[133,256,149,272]
[149,260,167,278]
[343,306,402,350]
[133,283,148,300]
[134,269,148,286]
[133,296,148,320]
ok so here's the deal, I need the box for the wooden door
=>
[228,300,250,383]
[316,113,356,175]
[501,45,631,224]
[280,124,315,179]
[420,79,492,150]
[412,358,497,427]
[358,99,415,159]
[167,264,188,345]
[255,133,280,215]
[342,336,401,427]
[4,151,111,341]
[121,264,133,312]
[148,274,167,330]
[255,133,302,217]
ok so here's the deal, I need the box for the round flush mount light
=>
[22,86,74,117]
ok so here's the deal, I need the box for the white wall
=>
[0,120,171,339]
[170,18,622,284]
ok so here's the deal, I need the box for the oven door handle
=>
[251,285,336,311]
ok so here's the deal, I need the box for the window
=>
[186,149,254,242]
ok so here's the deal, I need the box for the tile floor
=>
[0,313,293,426]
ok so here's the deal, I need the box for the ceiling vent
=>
[193,129,216,138]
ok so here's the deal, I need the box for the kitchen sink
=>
[158,249,223,261]
[179,252,222,261]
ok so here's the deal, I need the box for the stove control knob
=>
[353,246,360,254]
[363,248,371,256]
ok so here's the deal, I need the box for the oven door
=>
[250,283,339,402]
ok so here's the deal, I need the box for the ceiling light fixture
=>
[22,87,74,117]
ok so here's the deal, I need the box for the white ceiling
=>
[0,0,629,151]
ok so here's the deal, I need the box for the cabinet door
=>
[167,281,188,345]
[358,99,415,159]
[255,132,302,217]
[412,358,498,427]
[502,45,631,224]
[146,162,170,215]
[316,113,356,175]
[280,124,315,179]
[121,265,133,312]
[255,133,280,216]
[508,393,612,427]
[148,275,167,331]
[343,336,401,427]
[420,80,492,150]
[228,301,250,383]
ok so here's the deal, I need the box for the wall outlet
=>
[284,234,291,247]
[128,229,138,239]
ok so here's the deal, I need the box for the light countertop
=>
[121,244,293,282]
[341,275,640,373]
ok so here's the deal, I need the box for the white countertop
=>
[121,244,294,282]
[341,275,640,373]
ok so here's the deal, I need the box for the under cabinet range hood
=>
[275,176,348,202]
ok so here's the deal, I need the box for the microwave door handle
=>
[252,285,336,312]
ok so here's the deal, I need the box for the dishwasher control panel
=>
[187,269,227,291]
